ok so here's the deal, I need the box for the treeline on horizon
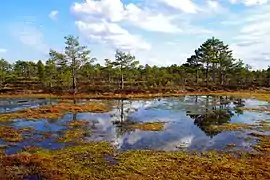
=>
[0,35,270,94]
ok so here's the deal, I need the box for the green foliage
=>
[37,60,45,85]
[0,58,11,88]
[111,50,138,90]
[1,36,270,92]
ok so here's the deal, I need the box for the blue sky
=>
[0,0,269,69]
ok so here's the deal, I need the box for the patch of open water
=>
[1,95,270,154]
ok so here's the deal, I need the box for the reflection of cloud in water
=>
[231,111,270,125]
[126,131,143,145]
[243,99,268,108]
[158,135,195,151]
[66,96,270,152]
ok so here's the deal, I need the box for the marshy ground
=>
[1,92,270,179]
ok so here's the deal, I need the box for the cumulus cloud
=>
[228,5,270,68]
[75,20,151,51]
[69,0,270,68]
[71,0,184,51]
[49,10,59,20]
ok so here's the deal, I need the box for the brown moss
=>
[213,92,270,102]
[129,122,166,131]
[64,120,89,128]
[209,123,252,132]
[0,102,109,122]
[0,126,27,142]
[1,141,270,179]
[1,90,270,100]
[56,129,89,143]
[238,107,270,113]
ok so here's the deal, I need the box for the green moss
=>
[2,142,270,179]
[128,122,166,131]
[56,129,90,143]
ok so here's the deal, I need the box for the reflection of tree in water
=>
[233,98,245,115]
[187,96,241,137]
[112,99,139,137]
[70,113,98,130]
[188,109,234,137]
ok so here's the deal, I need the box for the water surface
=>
[1,95,270,154]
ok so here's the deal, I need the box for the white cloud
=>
[75,20,151,51]
[158,0,198,13]
[0,48,7,53]
[125,3,182,33]
[229,5,270,68]
[49,10,59,20]
[71,0,184,51]
[72,0,153,51]
[69,0,269,68]
[230,0,269,6]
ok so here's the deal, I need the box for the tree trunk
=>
[121,67,124,90]
[212,63,216,86]
[196,69,199,85]
[72,57,77,104]
[121,73,124,90]
[206,62,209,87]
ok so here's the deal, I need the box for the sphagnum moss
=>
[1,140,270,180]
[56,129,89,143]
[128,122,166,131]
[0,126,33,143]
[0,102,109,122]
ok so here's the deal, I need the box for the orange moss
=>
[129,122,166,131]
[65,120,89,127]
[56,129,89,143]
[238,107,270,113]
[1,141,270,179]
[209,123,252,131]
[0,126,32,142]
[0,102,109,122]
[1,90,270,100]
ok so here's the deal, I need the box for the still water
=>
[1,96,270,154]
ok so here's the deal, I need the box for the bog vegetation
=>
[1,36,270,95]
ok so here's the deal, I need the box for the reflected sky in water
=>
[1,95,270,154]
[0,98,56,113]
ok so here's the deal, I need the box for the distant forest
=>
[1,35,270,94]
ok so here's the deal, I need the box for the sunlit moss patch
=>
[209,123,252,132]
[0,102,109,122]
[128,122,166,131]
[0,126,33,142]
[56,129,89,143]
[1,141,270,179]
[64,120,89,128]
